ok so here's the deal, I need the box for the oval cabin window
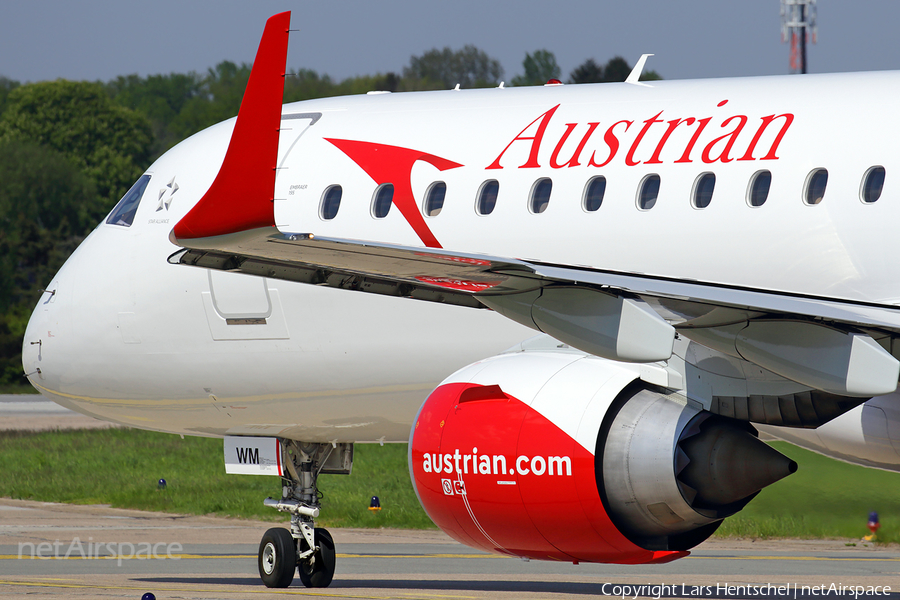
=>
[747,170,771,207]
[319,185,342,220]
[692,173,715,209]
[804,169,828,205]
[476,180,499,215]
[583,176,606,212]
[861,166,885,204]
[529,178,552,214]
[424,182,447,216]
[637,175,660,211]
[372,183,394,218]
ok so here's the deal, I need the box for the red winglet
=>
[172,12,290,240]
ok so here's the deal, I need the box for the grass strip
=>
[0,383,39,394]
[1,430,899,540]
[0,428,433,528]
[716,442,900,542]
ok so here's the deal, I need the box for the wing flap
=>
[170,229,900,334]
[170,227,541,310]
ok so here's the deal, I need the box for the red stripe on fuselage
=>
[325,139,463,248]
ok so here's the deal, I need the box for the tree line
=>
[0,48,660,387]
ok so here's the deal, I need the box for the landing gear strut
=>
[257,440,352,588]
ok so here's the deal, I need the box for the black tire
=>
[258,528,296,588]
[297,528,336,588]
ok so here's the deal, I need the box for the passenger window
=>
[861,166,885,204]
[529,178,552,214]
[582,176,606,212]
[424,182,446,217]
[476,180,499,215]
[319,185,342,220]
[692,173,715,209]
[106,174,151,227]
[804,169,828,205]
[747,170,771,207]
[371,183,394,218]
[637,175,660,210]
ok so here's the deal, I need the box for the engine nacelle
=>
[409,351,796,564]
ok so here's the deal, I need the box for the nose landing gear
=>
[257,440,352,588]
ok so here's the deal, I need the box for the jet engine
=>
[409,351,796,564]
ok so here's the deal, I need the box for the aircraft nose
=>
[22,290,53,391]
[21,275,67,394]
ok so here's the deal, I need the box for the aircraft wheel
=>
[258,527,296,588]
[297,528,336,588]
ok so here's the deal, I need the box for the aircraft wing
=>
[169,226,900,332]
[172,228,535,310]
[169,226,900,398]
[167,10,900,398]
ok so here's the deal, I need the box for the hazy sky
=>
[1,1,898,85]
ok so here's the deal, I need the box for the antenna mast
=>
[781,0,817,74]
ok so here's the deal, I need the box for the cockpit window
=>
[106,175,151,227]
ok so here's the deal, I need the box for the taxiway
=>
[0,499,899,599]
[1,396,899,599]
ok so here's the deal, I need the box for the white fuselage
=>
[21,72,900,465]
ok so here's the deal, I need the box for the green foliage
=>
[104,65,409,160]
[284,69,400,101]
[716,442,900,542]
[0,140,98,383]
[318,443,434,528]
[569,56,663,84]
[0,140,99,241]
[168,61,251,142]
[403,45,503,89]
[0,80,153,385]
[569,59,604,84]
[0,306,31,385]
[104,64,414,160]
[0,428,434,528]
[100,48,507,161]
[512,49,561,86]
[0,428,280,517]
[0,80,152,205]
[107,72,202,158]
[284,68,341,101]
[0,76,19,115]
[603,56,632,83]
[0,382,39,394]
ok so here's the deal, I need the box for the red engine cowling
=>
[409,350,796,565]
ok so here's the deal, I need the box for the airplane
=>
[19,9,900,589]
